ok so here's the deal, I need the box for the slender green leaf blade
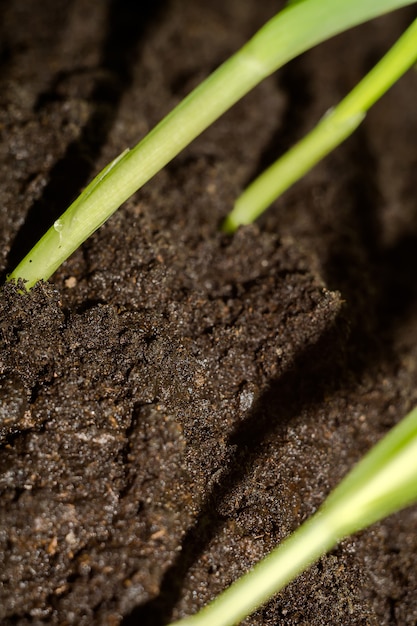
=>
[169,406,417,626]
[225,15,417,232]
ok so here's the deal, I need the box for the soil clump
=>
[1,1,417,624]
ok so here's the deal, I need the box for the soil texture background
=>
[1,1,417,624]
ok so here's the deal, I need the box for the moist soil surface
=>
[1,2,417,624]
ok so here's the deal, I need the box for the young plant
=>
[7,0,417,288]
[169,405,417,626]
[223,14,417,232]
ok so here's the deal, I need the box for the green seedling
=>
[7,0,417,288]
[169,405,417,626]
[224,14,417,231]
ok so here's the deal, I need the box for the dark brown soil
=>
[1,1,417,624]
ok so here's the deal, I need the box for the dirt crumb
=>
[1,1,417,625]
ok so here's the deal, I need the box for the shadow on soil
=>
[122,318,348,625]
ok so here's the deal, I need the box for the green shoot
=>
[223,15,417,232]
[169,405,417,626]
[8,0,417,288]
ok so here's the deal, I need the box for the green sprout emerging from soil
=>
[170,405,417,626]
[8,0,417,288]
[5,0,417,624]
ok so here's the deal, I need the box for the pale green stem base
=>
[170,513,338,626]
